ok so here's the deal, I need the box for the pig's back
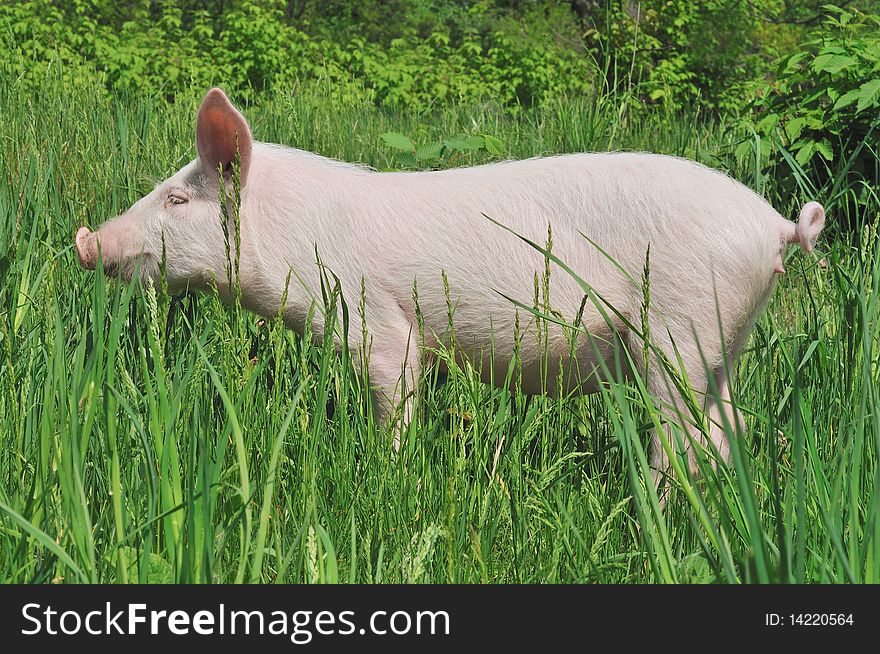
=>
[361,153,782,331]
[252,145,784,362]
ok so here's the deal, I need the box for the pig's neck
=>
[230,144,377,330]
[232,204,319,333]
[232,235,285,321]
[236,243,322,336]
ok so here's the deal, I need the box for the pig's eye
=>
[167,193,189,206]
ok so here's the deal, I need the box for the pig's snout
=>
[75,226,98,270]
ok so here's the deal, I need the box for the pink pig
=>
[75,88,825,477]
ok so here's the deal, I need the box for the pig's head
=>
[75,88,253,293]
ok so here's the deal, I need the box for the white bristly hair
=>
[75,88,826,481]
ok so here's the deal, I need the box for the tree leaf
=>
[832,88,861,110]
[756,113,779,134]
[814,139,834,162]
[480,133,503,155]
[795,141,815,166]
[778,51,807,76]
[784,117,805,141]
[415,142,443,161]
[856,79,880,113]
[461,135,485,150]
[443,134,468,150]
[734,140,752,161]
[395,152,419,168]
[812,53,856,74]
[380,132,415,151]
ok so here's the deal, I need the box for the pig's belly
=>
[424,313,627,396]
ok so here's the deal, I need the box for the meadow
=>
[1,65,878,584]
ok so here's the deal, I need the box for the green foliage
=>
[380,130,503,168]
[1,0,880,585]
[120,547,173,584]
[1,58,878,583]
[8,0,869,115]
[354,29,594,109]
[584,0,768,111]
[0,0,593,109]
[740,7,880,222]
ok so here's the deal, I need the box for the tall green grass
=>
[1,67,878,583]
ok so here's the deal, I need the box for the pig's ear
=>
[196,88,253,187]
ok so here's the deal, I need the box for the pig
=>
[75,87,825,480]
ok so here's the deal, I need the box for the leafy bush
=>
[379,130,503,168]
[740,6,880,223]
[0,0,593,110]
[583,0,769,112]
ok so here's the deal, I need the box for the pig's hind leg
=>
[704,362,744,466]
[632,328,731,491]
[363,307,420,449]
[697,300,761,472]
